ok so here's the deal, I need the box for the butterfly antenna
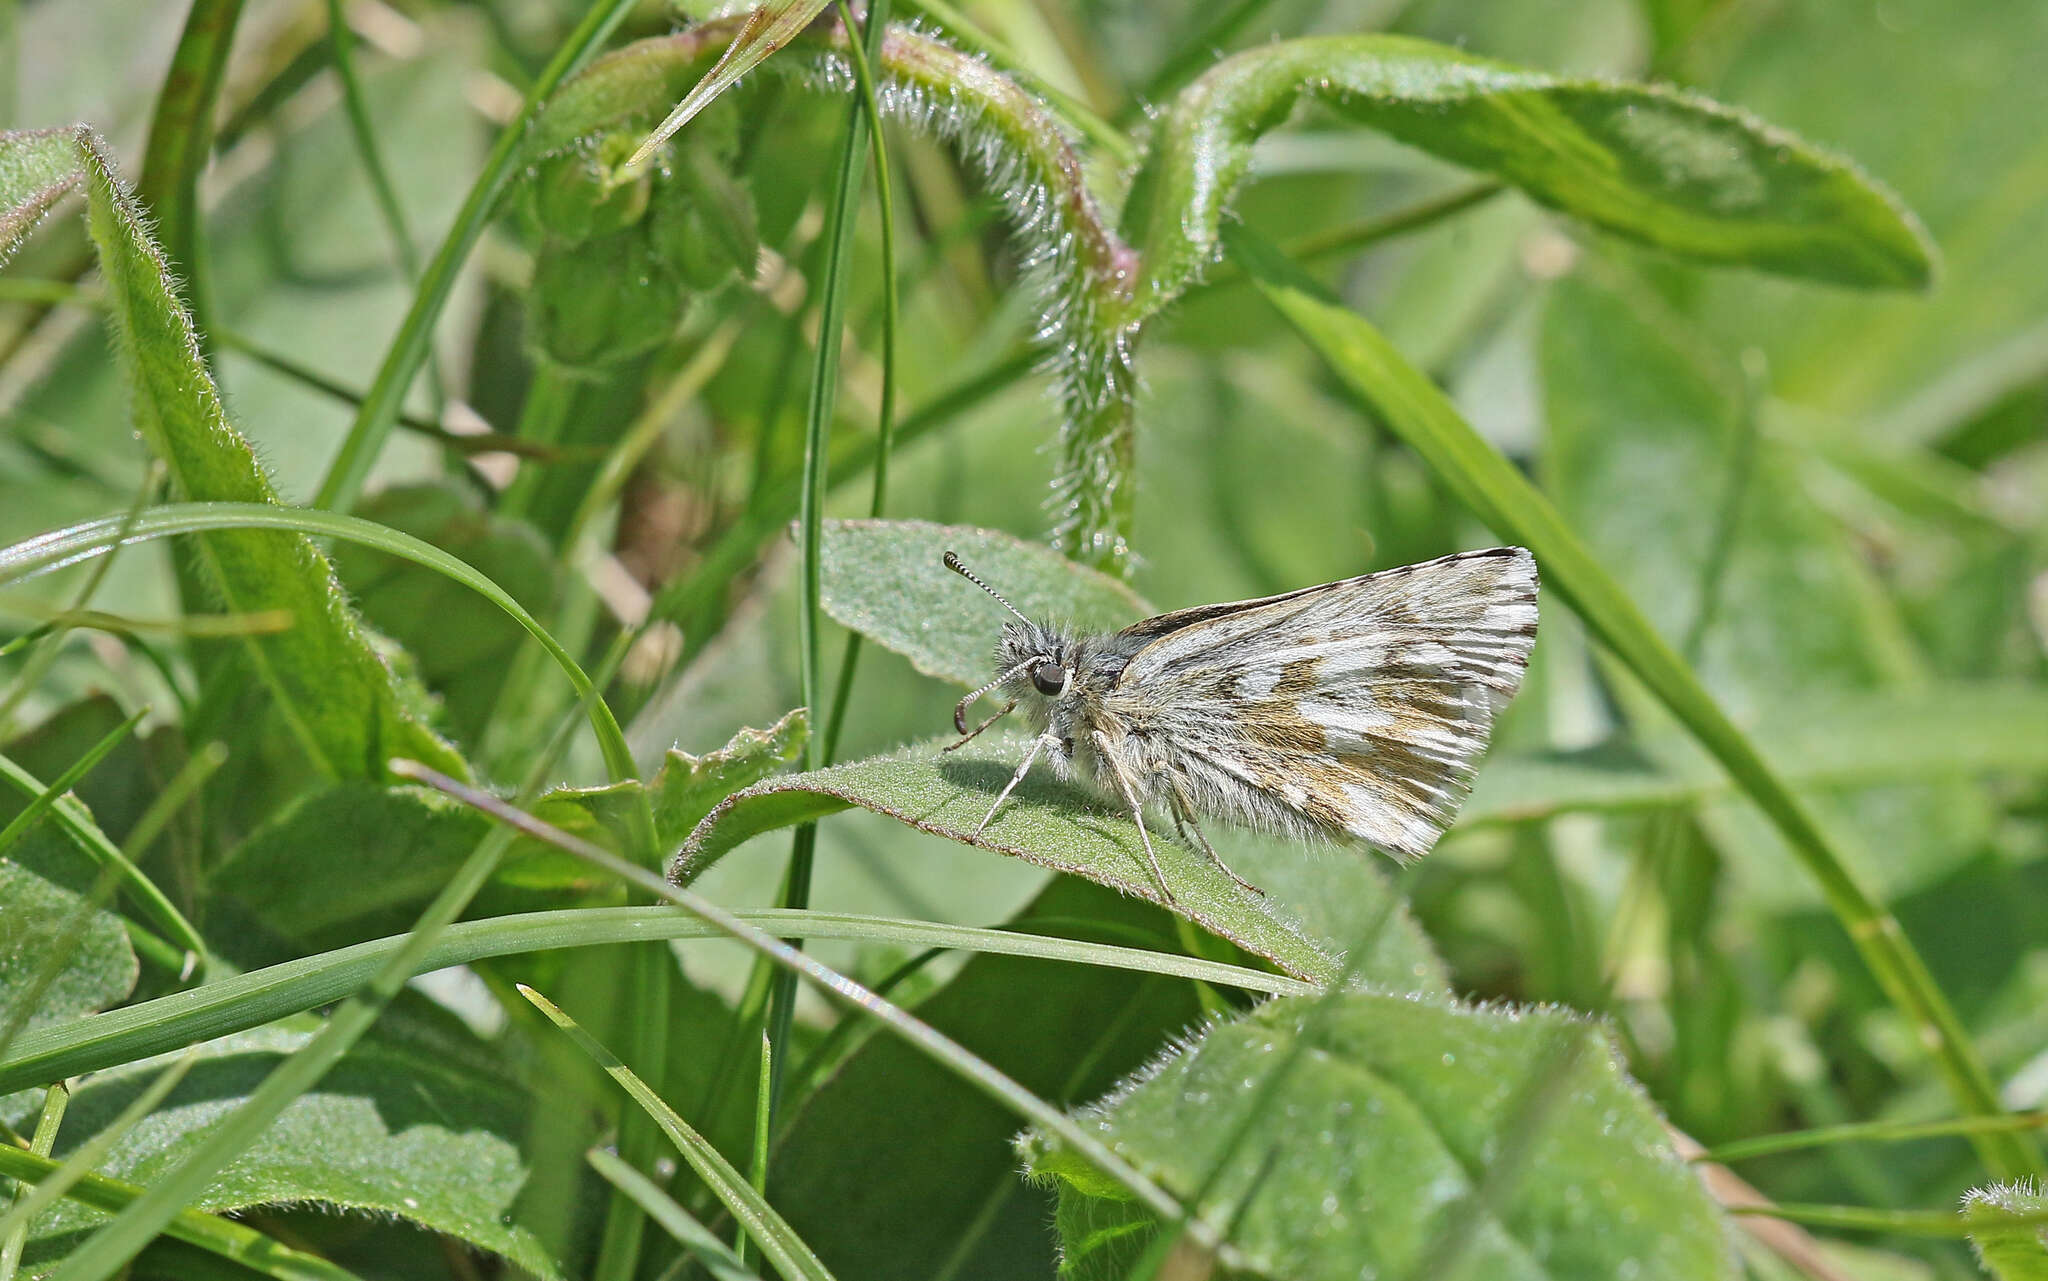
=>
[943,551,1031,625]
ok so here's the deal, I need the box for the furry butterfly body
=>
[944,547,1539,899]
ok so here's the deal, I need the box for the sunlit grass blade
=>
[0,1082,65,1281]
[1700,1113,2048,1165]
[0,906,1305,1097]
[1729,1202,2048,1239]
[626,1,830,171]
[0,502,636,785]
[586,1147,761,1281]
[522,986,836,1281]
[1225,223,2037,1179]
[0,706,142,861]
[0,1145,364,1281]
[135,0,242,328]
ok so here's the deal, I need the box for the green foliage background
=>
[0,0,2044,1279]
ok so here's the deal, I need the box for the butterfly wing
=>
[1110,547,1538,859]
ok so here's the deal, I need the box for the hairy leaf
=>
[1127,34,1934,316]
[0,831,137,1037]
[820,518,1148,686]
[1023,994,1734,1280]
[681,731,1349,984]
[0,1027,557,1277]
[0,126,466,782]
[1966,1182,2048,1281]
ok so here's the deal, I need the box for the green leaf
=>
[1022,994,1734,1281]
[679,731,1342,984]
[0,833,137,1036]
[820,518,1148,687]
[0,1027,558,1278]
[0,127,467,783]
[539,708,806,854]
[1126,33,1934,318]
[1965,1183,2048,1281]
[331,483,560,748]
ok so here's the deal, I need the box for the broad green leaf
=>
[0,831,137,1036]
[0,127,467,783]
[0,1145,360,1281]
[1022,994,1734,1281]
[0,1026,558,1278]
[679,731,1343,984]
[1965,1183,2048,1281]
[332,483,559,748]
[1227,225,2034,1178]
[820,518,1148,686]
[1125,32,1934,318]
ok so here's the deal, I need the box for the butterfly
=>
[942,547,1539,900]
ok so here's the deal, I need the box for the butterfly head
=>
[996,621,1073,700]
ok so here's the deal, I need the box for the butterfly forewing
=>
[1111,547,1538,859]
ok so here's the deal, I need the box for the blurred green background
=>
[4,0,2046,1277]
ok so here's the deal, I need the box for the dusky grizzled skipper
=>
[941,547,1538,900]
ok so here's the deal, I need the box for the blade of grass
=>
[313,0,640,513]
[0,738,225,1066]
[0,707,143,862]
[0,906,1304,1095]
[587,1147,762,1281]
[0,502,636,785]
[0,724,207,980]
[523,987,836,1281]
[1728,1203,2048,1239]
[135,0,243,334]
[393,762,1231,1262]
[1701,1113,2048,1165]
[764,0,894,1165]
[1224,222,2039,1180]
[0,1146,364,1281]
[0,1082,65,1281]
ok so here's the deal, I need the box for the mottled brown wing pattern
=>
[1109,547,1538,859]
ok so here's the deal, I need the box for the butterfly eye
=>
[1031,660,1066,696]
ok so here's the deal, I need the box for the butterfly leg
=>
[1169,797,1264,898]
[971,732,1056,839]
[1093,730,1174,905]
